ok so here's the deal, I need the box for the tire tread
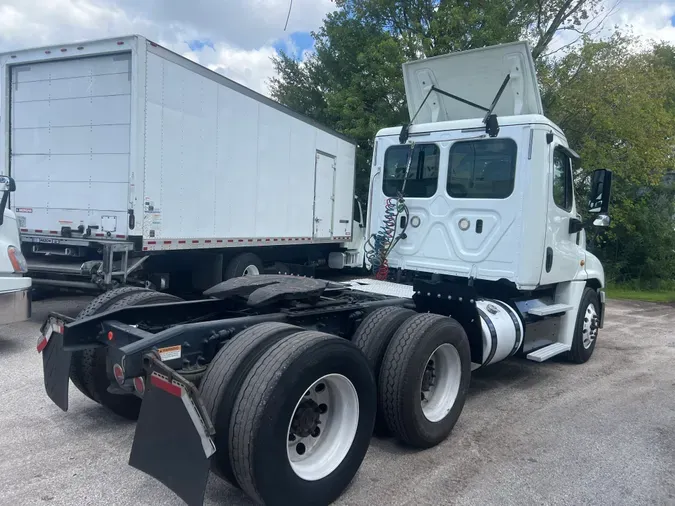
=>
[198,321,301,485]
[230,331,336,503]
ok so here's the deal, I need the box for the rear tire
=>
[379,313,471,449]
[230,331,376,506]
[199,322,302,487]
[71,288,182,420]
[224,252,263,279]
[70,287,152,402]
[351,306,416,435]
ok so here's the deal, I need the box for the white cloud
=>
[0,0,333,95]
[547,0,675,56]
[2,0,675,95]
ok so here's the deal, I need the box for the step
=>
[527,303,573,317]
[526,343,571,362]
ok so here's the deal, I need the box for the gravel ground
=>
[0,295,674,506]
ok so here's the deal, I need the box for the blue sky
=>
[272,31,315,59]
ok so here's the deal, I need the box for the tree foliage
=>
[541,35,675,285]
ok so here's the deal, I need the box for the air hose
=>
[364,144,413,280]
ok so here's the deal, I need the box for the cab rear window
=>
[447,139,517,199]
[383,143,439,198]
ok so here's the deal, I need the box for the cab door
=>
[539,141,586,285]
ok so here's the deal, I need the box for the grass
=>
[606,286,675,303]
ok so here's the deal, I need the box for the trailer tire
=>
[230,331,376,506]
[351,306,416,435]
[224,253,263,279]
[199,321,302,487]
[70,286,153,402]
[565,287,600,364]
[72,289,183,420]
[379,313,471,449]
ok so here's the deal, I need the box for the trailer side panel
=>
[141,43,355,249]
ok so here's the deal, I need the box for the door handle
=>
[568,217,584,234]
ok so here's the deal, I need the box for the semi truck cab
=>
[365,41,610,362]
[0,176,31,325]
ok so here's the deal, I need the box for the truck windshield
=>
[383,143,439,198]
[447,139,517,199]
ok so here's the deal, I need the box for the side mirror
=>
[588,169,612,214]
[0,176,16,193]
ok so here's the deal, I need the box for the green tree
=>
[542,36,675,284]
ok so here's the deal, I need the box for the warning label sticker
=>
[158,345,182,362]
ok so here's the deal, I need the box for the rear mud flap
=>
[129,360,216,506]
[40,325,72,412]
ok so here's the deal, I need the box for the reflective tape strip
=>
[141,236,348,251]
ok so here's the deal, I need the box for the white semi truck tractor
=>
[37,41,611,506]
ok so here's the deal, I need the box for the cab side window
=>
[553,147,573,212]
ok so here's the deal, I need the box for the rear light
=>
[133,377,145,395]
[8,246,27,273]
[113,364,125,386]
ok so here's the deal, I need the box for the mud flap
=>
[39,320,72,412]
[129,359,216,506]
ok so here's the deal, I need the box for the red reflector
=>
[36,335,48,353]
[117,41,124,45]
[133,377,145,395]
[44,50,51,54]
[150,374,182,397]
[113,364,125,385]
[107,331,114,341]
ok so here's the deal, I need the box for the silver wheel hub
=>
[287,374,359,481]
[421,343,462,423]
[582,304,599,349]
[243,265,260,276]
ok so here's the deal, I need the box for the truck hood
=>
[402,41,543,124]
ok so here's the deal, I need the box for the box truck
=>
[0,35,365,294]
[37,41,612,505]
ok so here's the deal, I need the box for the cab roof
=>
[375,114,566,140]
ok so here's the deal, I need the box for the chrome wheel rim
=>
[420,343,462,422]
[286,374,359,481]
[243,264,260,276]
[582,304,599,349]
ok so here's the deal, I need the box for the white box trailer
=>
[0,35,364,292]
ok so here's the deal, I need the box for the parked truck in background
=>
[37,41,612,505]
[0,35,365,295]
[0,176,31,326]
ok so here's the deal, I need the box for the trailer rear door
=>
[9,53,132,237]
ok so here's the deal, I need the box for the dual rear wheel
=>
[199,324,376,506]
[352,307,471,448]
